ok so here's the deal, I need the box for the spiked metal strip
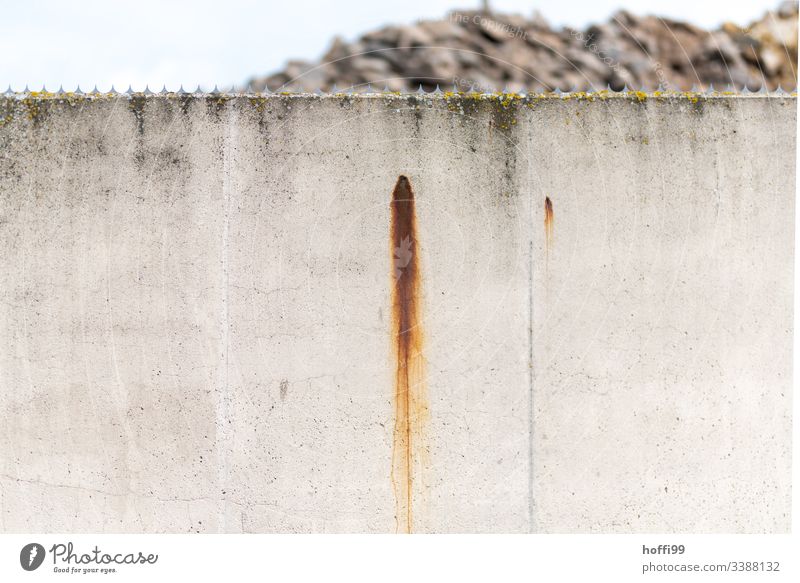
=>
[1,84,797,99]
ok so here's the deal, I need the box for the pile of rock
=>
[249,1,798,92]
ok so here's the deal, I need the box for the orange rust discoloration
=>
[544,196,554,248]
[390,175,428,534]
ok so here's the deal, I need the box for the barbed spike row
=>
[0,83,797,98]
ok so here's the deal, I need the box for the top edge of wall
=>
[0,90,796,104]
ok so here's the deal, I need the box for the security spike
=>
[382,85,391,93]
[159,85,167,94]
[74,85,83,95]
[706,83,715,94]
[554,87,563,95]
[108,86,117,95]
[143,85,152,95]
[193,85,203,94]
[741,85,751,95]
[177,85,186,95]
[331,83,339,93]
[757,83,767,94]
[211,85,219,94]
[690,84,700,93]
[724,83,736,93]
[416,84,426,95]
[57,85,65,95]
[23,84,30,94]
[314,87,324,95]
[125,85,133,95]
[433,84,442,95]
[4,85,13,96]
[775,85,787,95]
[246,83,254,94]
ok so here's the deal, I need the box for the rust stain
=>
[544,196,554,249]
[390,175,428,534]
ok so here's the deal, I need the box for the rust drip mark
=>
[544,196,554,250]
[390,175,428,534]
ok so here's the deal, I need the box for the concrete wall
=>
[0,92,793,533]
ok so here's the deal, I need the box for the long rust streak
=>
[544,196,554,250]
[390,175,428,534]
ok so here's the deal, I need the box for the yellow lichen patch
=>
[682,91,700,104]
[248,97,267,112]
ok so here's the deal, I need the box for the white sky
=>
[0,0,783,91]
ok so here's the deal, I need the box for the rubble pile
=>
[250,1,798,92]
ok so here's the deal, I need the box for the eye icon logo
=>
[20,543,45,571]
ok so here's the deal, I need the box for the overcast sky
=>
[0,0,783,91]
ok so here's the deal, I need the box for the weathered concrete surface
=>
[0,93,793,533]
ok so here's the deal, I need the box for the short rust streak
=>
[544,196,554,248]
[390,175,427,534]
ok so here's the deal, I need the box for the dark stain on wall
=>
[389,174,428,534]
